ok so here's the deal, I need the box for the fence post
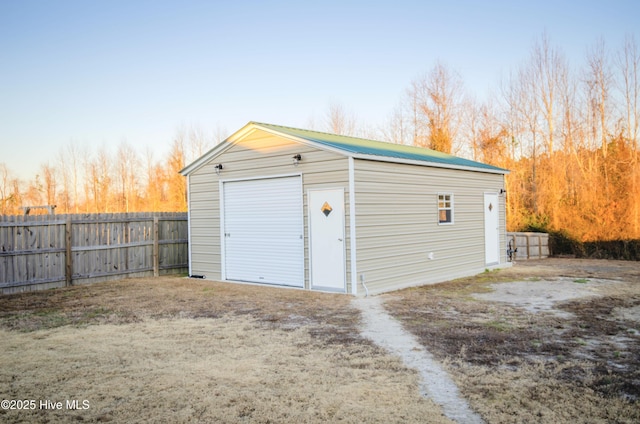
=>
[124,219,129,272]
[538,235,542,259]
[65,217,72,286]
[153,217,159,277]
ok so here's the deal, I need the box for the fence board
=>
[0,212,188,293]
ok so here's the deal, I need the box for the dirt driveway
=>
[0,258,638,423]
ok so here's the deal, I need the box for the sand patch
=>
[473,277,625,317]
[614,304,640,325]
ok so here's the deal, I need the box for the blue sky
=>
[1,0,638,180]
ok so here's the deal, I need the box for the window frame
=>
[437,193,454,225]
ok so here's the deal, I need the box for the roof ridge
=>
[250,120,418,148]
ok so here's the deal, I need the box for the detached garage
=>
[180,122,510,295]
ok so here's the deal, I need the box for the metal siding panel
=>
[186,167,221,279]
[354,159,505,294]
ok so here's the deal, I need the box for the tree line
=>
[321,33,639,243]
[0,125,221,215]
[1,33,638,242]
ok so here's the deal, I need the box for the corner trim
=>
[348,156,358,295]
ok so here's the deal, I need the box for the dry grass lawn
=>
[0,278,451,423]
[1,258,638,423]
[384,258,640,423]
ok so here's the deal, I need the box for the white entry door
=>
[222,176,304,287]
[484,192,500,265]
[308,188,346,291]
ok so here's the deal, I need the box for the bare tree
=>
[528,33,569,155]
[40,163,57,207]
[84,145,112,213]
[615,34,640,235]
[56,148,70,213]
[58,141,84,213]
[166,133,187,211]
[477,101,508,166]
[423,62,464,153]
[402,63,465,153]
[0,163,15,214]
[143,147,166,212]
[531,35,573,229]
[116,140,140,212]
[500,71,526,160]
[405,77,429,147]
[616,34,639,148]
[380,103,408,145]
[584,38,613,156]
[325,101,358,136]
[460,95,501,161]
[10,178,22,215]
[212,124,228,146]
[24,174,44,207]
[512,63,542,216]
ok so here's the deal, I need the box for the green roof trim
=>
[252,122,508,173]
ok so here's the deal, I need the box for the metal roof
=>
[252,122,508,174]
[180,121,509,175]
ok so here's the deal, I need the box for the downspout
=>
[348,156,360,295]
[360,274,369,297]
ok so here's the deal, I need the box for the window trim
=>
[437,193,454,225]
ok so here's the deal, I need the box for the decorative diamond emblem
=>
[488,203,493,212]
[321,202,333,217]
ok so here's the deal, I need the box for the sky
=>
[1,0,638,181]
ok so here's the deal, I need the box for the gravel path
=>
[353,296,484,424]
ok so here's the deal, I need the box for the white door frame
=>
[308,188,346,292]
[484,192,500,265]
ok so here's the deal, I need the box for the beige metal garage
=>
[180,122,510,295]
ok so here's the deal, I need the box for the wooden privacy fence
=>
[0,212,188,294]
[507,232,550,260]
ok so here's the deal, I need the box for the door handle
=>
[338,238,343,242]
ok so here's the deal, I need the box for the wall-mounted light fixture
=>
[499,188,507,195]
[292,154,302,166]
[214,164,224,175]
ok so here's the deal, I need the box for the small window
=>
[438,194,453,224]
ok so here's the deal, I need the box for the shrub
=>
[548,232,640,261]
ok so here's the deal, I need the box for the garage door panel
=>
[223,177,303,287]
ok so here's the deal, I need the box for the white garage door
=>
[222,176,304,287]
